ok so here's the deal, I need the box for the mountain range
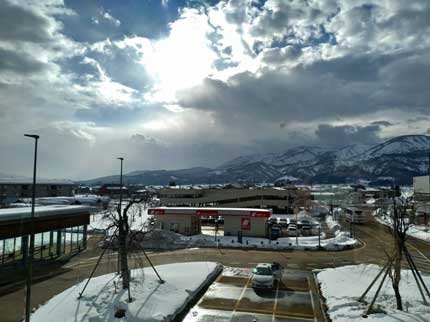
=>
[83,135,430,186]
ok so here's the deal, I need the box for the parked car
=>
[301,224,312,236]
[270,226,282,240]
[278,218,288,227]
[298,219,312,226]
[288,218,297,225]
[287,224,298,236]
[252,262,282,289]
[268,217,278,225]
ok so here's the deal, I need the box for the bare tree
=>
[388,194,415,311]
[106,197,146,291]
[78,192,164,301]
[360,191,430,315]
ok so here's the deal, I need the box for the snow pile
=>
[223,266,250,277]
[407,225,430,242]
[31,262,222,322]
[140,229,184,249]
[317,264,430,322]
[128,225,358,251]
[326,215,341,232]
[374,214,430,243]
[178,230,357,251]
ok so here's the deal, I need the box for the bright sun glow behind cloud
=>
[145,9,217,102]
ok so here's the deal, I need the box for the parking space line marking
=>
[275,311,315,320]
[307,277,317,322]
[236,307,273,315]
[232,274,253,313]
[277,287,309,293]
[201,304,239,311]
[236,306,314,320]
[272,280,280,322]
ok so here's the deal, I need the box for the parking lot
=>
[183,267,324,322]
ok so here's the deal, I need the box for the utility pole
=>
[117,157,124,275]
[427,129,430,204]
[295,210,298,245]
[24,134,39,322]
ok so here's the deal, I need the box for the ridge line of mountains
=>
[83,134,430,186]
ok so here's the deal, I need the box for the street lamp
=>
[427,129,430,206]
[24,133,39,322]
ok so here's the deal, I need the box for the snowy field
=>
[31,262,222,322]
[317,264,430,322]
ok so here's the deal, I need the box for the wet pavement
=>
[183,267,323,322]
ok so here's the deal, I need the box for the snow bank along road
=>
[2,220,430,322]
[318,264,430,322]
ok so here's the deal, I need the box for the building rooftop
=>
[148,207,272,217]
[0,205,91,222]
[0,177,74,185]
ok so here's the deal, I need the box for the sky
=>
[0,0,429,179]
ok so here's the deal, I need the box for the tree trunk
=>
[392,241,403,310]
[118,222,130,289]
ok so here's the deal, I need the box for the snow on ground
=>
[375,215,430,243]
[138,229,358,251]
[31,262,222,322]
[317,264,430,322]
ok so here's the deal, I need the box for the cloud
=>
[315,123,383,146]
[0,0,54,43]
[0,47,46,74]
[371,121,394,127]
[0,0,429,179]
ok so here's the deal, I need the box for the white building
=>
[414,175,430,201]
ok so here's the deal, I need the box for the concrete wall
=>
[224,216,268,237]
[155,215,201,236]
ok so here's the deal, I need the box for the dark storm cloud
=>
[371,121,394,127]
[178,66,370,124]
[315,123,382,146]
[0,0,52,43]
[0,47,46,74]
[178,47,429,127]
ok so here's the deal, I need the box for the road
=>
[1,220,430,322]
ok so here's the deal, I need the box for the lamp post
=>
[24,134,39,322]
[427,129,430,203]
[295,211,298,245]
[117,157,124,274]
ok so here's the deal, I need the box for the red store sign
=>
[148,209,165,215]
[241,217,251,230]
